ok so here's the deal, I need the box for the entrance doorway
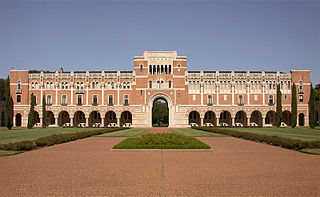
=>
[152,98,169,127]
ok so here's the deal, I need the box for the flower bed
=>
[113,133,210,149]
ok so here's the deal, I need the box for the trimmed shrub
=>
[195,127,320,151]
[0,140,36,151]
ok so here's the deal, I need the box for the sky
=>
[1,1,319,84]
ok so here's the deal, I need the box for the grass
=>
[0,150,23,156]
[113,133,211,149]
[97,128,148,137]
[0,127,104,144]
[172,128,225,137]
[299,148,320,155]
[227,127,320,141]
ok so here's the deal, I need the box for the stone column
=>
[201,118,204,127]
[262,117,266,127]
[117,118,121,127]
[232,118,235,127]
[216,118,220,127]
[70,118,74,127]
[55,118,58,127]
[247,118,251,126]
[85,118,89,127]
[101,117,105,127]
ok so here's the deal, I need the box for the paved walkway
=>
[0,136,319,196]
[142,127,175,135]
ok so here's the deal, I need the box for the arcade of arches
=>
[13,109,307,128]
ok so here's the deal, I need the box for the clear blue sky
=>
[1,1,319,84]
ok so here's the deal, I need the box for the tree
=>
[27,93,35,129]
[42,94,47,128]
[276,84,282,127]
[315,84,320,101]
[0,78,6,101]
[5,76,13,129]
[309,85,315,129]
[291,83,297,128]
[152,99,169,126]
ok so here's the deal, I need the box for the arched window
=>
[111,82,114,89]
[149,81,152,89]
[177,64,181,72]
[17,81,21,89]
[127,82,130,89]
[149,65,152,74]
[123,82,126,89]
[140,65,143,72]
[169,80,172,88]
[92,82,96,89]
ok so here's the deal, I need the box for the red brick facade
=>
[10,51,311,127]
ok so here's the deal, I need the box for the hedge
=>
[0,127,128,151]
[193,127,320,150]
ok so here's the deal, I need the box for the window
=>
[178,91,180,98]
[149,81,152,89]
[169,80,172,88]
[193,95,196,101]
[108,95,113,106]
[140,90,143,96]
[254,95,258,101]
[47,95,52,105]
[238,95,243,105]
[140,65,143,72]
[299,80,303,90]
[33,95,37,105]
[17,95,21,103]
[92,95,98,105]
[269,95,274,105]
[92,82,96,89]
[299,95,303,102]
[284,95,287,100]
[208,95,212,105]
[177,64,181,72]
[61,95,67,105]
[224,95,227,100]
[124,95,129,106]
[123,82,126,89]
[77,95,82,105]
[17,81,21,89]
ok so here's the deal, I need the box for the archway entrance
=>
[152,98,169,127]
[15,113,21,127]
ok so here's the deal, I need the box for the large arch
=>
[58,111,70,126]
[235,111,247,127]
[282,110,291,126]
[105,111,117,127]
[148,93,173,127]
[204,111,216,126]
[15,113,22,127]
[89,111,101,127]
[1,111,5,126]
[219,110,231,126]
[46,111,55,126]
[189,111,201,126]
[250,110,262,126]
[152,97,169,127]
[265,110,276,126]
[120,111,132,127]
[74,111,86,127]
[298,113,305,126]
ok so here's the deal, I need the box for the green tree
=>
[152,99,169,126]
[5,76,13,129]
[27,93,35,129]
[42,94,47,128]
[291,83,297,128]
[0,78,6,101]
[315,84,320,101]
[309,85,315,129]
[276,84,282,127]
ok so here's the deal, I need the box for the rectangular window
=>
[299,95,303,102]
[149,81,152,89]
[61,95,67,105]
[208,95,212,105]
[47,95,52,105]
[284,95,287,100]
[193,95,196,101]
[178,91,180,98]
[254,95,258,101]
[108,95,113,106]
[224,95,227,101]
[169,81,172,88]
[238,95,243,105]
[140,90,143,96]
[124,95,129,106]
[93,95,98,105]
[77,95,82,105]
[140,65,143,72]
[17,95,21,103]
[269,95,274,105]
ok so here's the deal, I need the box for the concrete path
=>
[0,136,319,196]
[142,127,175,135]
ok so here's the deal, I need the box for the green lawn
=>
[0,127,104,144]
[299,148,320,155]
[172,128,225,137]
[227,127,320,141]
[0,150,23,156]
[97,128,148,137]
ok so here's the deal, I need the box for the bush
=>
[195,127,320,150]
[0,140,36,151]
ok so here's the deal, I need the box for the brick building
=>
[10,51,311,128]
